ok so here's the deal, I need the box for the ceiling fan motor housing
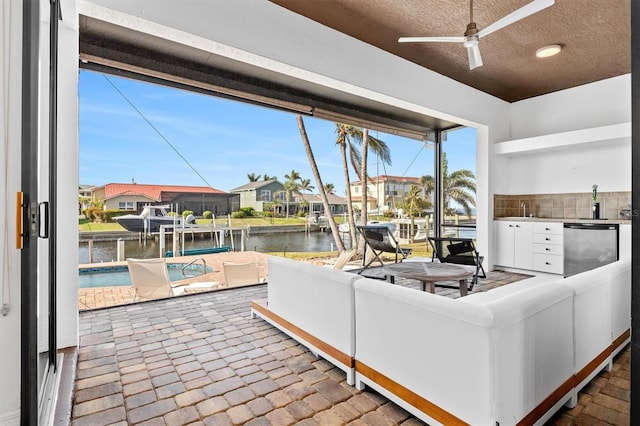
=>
[464,22,480,47]
[464,22,479,38]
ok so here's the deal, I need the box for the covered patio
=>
[2,1,638,424]
[69,269,630,425]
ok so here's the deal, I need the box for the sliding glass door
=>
[21,1,60,423]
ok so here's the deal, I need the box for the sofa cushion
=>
[267,256,360,356]
[354,277,575,425]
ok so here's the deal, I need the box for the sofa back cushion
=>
[354,278,496,424]
[267,256,359,356]
[484,283,575,423]
[605,259,631,342]
[354,278,574,425]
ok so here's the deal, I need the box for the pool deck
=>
[79,251,333,311]
[72,260,630,425]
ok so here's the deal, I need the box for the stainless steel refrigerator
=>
[563,223,619,277]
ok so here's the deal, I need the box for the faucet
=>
[521,202,526,218]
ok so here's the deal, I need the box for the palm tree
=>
[324,183,335,195]
[335,124,391,246]
[247,173,261,182]
[400,185,430,242]
[263,174,276,181]
[296,115,346,252]
[421,152,476,217]
[299,178,314,194]
[299,178,315,214]
[359,130,369,251]
[270,197,283,217]
[282,170,302,220]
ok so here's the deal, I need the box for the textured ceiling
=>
[270,0,630,102]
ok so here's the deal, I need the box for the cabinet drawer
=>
[533,253,564,274]
[532,233,564,245]
[533,222,563,234]
[533,243,563,255]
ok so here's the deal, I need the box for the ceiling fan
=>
[398,0,555,70]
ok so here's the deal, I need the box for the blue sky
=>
[79,70,476,196]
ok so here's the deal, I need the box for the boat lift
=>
[159,224,249,257]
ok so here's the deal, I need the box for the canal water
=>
[79,231,354,264]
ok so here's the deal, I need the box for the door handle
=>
[39,202,49,238]
[16,192,24,249]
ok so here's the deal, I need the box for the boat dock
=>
[159,224,249,257]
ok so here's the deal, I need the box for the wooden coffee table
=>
[382,262,473,296]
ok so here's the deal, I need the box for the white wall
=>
[57,0,80,348]
[500,76,632,195]
[509,75,631,139]
[0,0,24,421]
[502,142,630,194]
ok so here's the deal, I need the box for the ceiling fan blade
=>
[477,0,554,38]
[467,44,483,70]
[398,36,465,43]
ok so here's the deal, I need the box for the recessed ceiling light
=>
[536,44,562,58]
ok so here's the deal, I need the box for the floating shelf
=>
[494,122,631,156]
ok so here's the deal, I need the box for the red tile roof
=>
[351,175,421,185]
[101,183,225,201]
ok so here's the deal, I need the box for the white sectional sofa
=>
[251,255,631,426]
[355,278,575,425]
[562,258,631,397]
[250,256,360,384]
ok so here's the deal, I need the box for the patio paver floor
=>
[72,267,630,425]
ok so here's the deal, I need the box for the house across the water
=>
[91,182,239,216]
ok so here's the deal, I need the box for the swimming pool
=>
[78,263,214,288]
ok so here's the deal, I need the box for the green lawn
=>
[78,220,126,232]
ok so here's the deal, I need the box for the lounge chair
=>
[330,249,356,270]
[127,258,218,301]
[356,225,412,273]
[427,237,486,290]
[223,261,263,287]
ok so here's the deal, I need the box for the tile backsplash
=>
[494,191,631,220]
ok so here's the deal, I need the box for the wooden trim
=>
[612,329,631,353]
[16,192,23,249]
[250,299,354,367]
[575,346,612,385]
[355,361,469,426]
[517,375,574,426]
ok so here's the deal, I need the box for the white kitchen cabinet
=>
[532,222,564,274]
[495,221,533,269]
[619,224,631,259]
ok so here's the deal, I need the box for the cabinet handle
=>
[545,237,550,241]
[545,248,550,251]
[515,225,520,228]
[545,228,550,231]
[545,262,551,265]
[509,224,513,228]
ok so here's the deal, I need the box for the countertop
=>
[495,217,631,225]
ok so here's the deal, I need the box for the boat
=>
[339,220,397,234]
[114,205,194,233]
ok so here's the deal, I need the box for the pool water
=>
[78,263,213,288]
